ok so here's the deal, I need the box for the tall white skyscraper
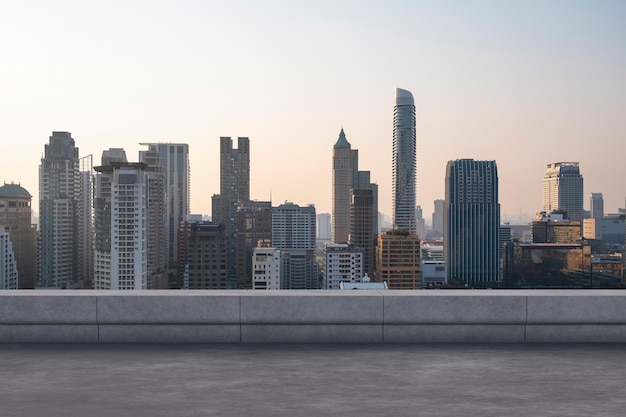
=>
[39,132,80,288]
[94,150,148,290]
[392,88,417,233]
[542,162,584,222]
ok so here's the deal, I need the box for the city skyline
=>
[1,1,625,221]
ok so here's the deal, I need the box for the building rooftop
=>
[0,182,31,198]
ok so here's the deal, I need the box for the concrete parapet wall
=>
[1,290,626,343]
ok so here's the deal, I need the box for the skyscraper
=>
[235,200,272,289]
[0,227,18,289]
[432,199,445,236]
[272,202,319,289]
[542,162,584,222]
[0,183,37,288]
[212,137,250,288]
[139,143,190,273]
[375,228,421,289]
[350,188,376,278]
[39,131,80,288]
[94,150,148,290]
[392,88,417,234]
[78,155,94,288]
[332,128,358,243]
[445,159,500,284]
[590,192,604,220]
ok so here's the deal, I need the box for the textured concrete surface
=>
[1,344,625,417]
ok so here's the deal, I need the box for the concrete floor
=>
[1,344,625,417]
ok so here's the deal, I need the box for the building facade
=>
[332,128,358,243]
[185,221,228,289]
[590,193,604,220]
[322,243,363,290]
[94,151,148,290]
[542,162,584,222]
[0,183,37,288]
[349,189,376,278]
[139,143,190,275]
[252,247,281,290]
[392,88,417,234]
[235,200,272,289]
[78,155,94,288]
[272,202,320,289]
[375,228,421,289]
[39,131,80,288]
[0,228,18,289]
[444,159,500,284]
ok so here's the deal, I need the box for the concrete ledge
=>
[2,290,626,343]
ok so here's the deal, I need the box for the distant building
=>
[94,151,148,290]
[392,88,417,234]
[444,159,500,284]
[432,199,445,236]
[235,200,272,289]
[542,162,584,222]
[322,243,363,289]
[0,228,18,289]
[583,215,625,246]
[420,241,444,262]
[332,128,358,243]
[416,205,426,239]
[317,213,331,241]
[590,193,604,220]
[272,202,320,289]
[349,188,376,278]
[375,228,421,289]
[421,260,446,289]
[212,137,249,288]
[186,221,228,289]
[39,131,80,288]
[0,182,37,288]
[532,213,581,244]
[252,247,281,290]
[77,156,94,288]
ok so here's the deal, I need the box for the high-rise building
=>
[39,131,80,288]
[272,202,320,289]
[392,88,417,234]
[416,205,426,238]
[542,162,584,222]
[0,228,18,289]
[375,228,421,289]
[349,189,376,278]
[444,159,500,284]
[78,155,94,288]
[185,221,228,289]
[322,243,363,289]
[432,199,445,236]
[317,213,331,241]
[332,128,358,243]
[139,143,190,273]
[212,137,250,288]
[235,200,272,289]
[591,193,604,220]
[139,148,169,289]
[94,150,148,290]
[0,183,37,288]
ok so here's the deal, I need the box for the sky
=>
[1,0,625,223]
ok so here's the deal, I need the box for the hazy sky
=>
[1,0,624,222]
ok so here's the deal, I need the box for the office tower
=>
[416,205,425,238]
[185,221,228,289]
[235,200,272,289]
[350,189,376,277]
[375,228,421,289]
[77,155,94,288]
[332,128,358,243]
[432,199,445,235]
[39,131,80,288]
[392,88,417,234]
[542,162,584,222]
[94,150,148,290]
[0,183,37,288]
[252,247,281,290]
[591,193,604,220]
[139,148,169,289]
[212,137,250,287]
[444,159,500,284]
[272,202,319,289]
[139,143,190,274]
[322,243,363,289]
[317,213,331,241]
[0,228,18,289]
